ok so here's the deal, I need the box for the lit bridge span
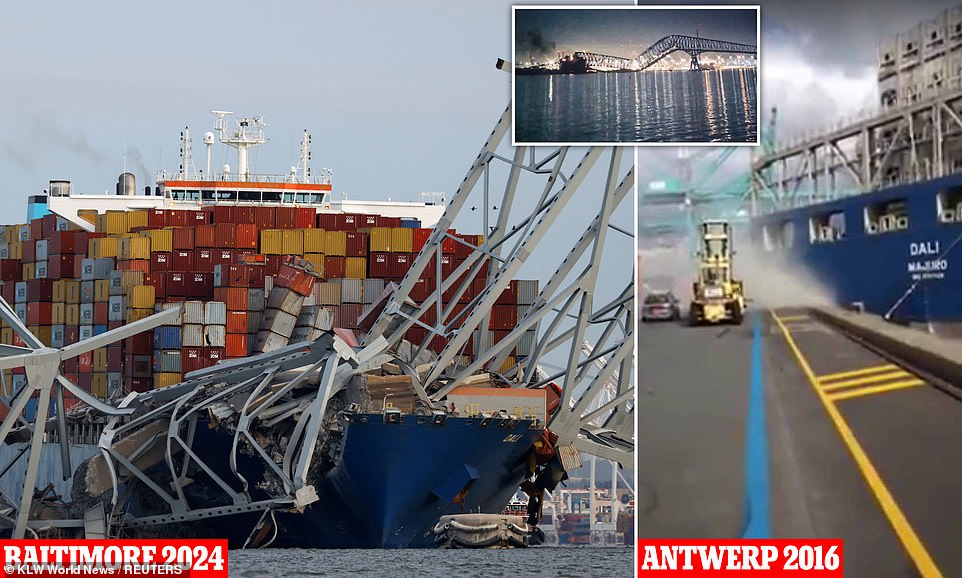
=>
[576,34,756,72]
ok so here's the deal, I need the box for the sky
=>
[515,7,757,62]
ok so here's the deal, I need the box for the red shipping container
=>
[108,345,123,372]
[29,218,42,240]
[213,249,234,270]
[76,373,92,391]
[368,252,390,278]
[94,302,109,325]
[194,249,215,273]
[182,347,205,373]
[26,302,52,325]
[274,207,295,229]
[316,213,337,230]
[167,272,187,297]
[489,303,518,330]
[253,206,275,229]
[496,280,519,305]
[412,228,432,253]
[234,224,259,250]
[205,347,225,366]
[195,224,216,247]
[264,255,283,277]
[48,231,87,255]
[210,206,233,224]
[48,254,82,279]
[214,223,235,248]
[405,326,428,346]
[151,252,171,273]
[187,272,213,298]
[170,250,192,272]
[324,256,346,279]
[188,210,209,226]
[410,277,432,301]
[275,263,316,296]
[167,211,188,228]
[338,303,363,329]
[359,214,379,228]
[124,333,153,355]
[0,260,20,281]
[41,214,57,239]
[233,206,254,225]
[225,333,249,358]
[295,207,316,229]
[228,265,261,288]
[217,287,250,311]
[342,214,359,231]
[430,334,449,353]
[388,253,412,280]
[22,240,36,262]
[147,209,169,228]
[78,351,93,373]
[172,227,195,250]
[125,377,152,393]
[65,326,79,346]
[226,310,248,333]
[380,216,401,228]
[63,357,79,373]
[1,282,14,304]
[345,232,368,257]
[120,260,150,274]
[143,272,167,299]
[27,279,54,301]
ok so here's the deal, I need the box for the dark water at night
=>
[229,545,633,577]
[515,69,757,144]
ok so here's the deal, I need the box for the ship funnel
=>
[115,172,136,196]
[48,180,72,197]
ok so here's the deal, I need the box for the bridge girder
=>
[575,34,756,73]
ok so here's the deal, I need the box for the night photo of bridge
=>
[512,6,759,145]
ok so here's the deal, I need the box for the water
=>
[230,546,633,577]
[515,69,757,144]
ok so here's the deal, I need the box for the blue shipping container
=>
[400,218,421,229]
[153,326,182,349]
[93,324,108,336]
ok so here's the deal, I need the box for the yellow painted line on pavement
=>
[820,370,913,392]
[828,379,926,402]
[818,364,899,384]
[771,311,943,578]
[777,314,809,322]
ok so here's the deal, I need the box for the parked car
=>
[641,290,681,322]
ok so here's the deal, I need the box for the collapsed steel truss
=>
[751,84,962,212]
[367,104,635,465]
[576,34,757,72]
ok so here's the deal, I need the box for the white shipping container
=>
[314,307,335,331]
[79,303,94,324]
[204,301,227,325]
[362,278,385,304]
[17,225,29,242]
[35,239,48,262]
[204,325,226,348]
[247,311,262,334]
[14,303,26,324]
[109,296,125,322]
[107,373,122,397]
[34,261,47,279]
[155,302,182,326]
[212,265,225,287]
[517,280,539,305]
[181,324,205,347]
[79,325,93,341]
[0,243,8,259]
[182,301,205,325]
[517,329,538,357]
[253,330,289,354]
[290,326,321,342]
[264,276,273,295]
[260,308,298,338]
[267,288,305,316]
[315,282,341,306]
[14,281,27,303]
[109,271,124,296]
[80,280,95,303]
[247,289,265,312]
[50,325,65,349]
[336,278,364,304]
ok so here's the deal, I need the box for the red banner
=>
[638,540,843,576]
[0,540,227,578]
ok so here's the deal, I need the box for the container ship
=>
[750,5,962,321]
[0,112,572,547]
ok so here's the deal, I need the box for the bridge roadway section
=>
[637,307,962,577]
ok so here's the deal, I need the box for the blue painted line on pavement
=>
[742,310,771,538]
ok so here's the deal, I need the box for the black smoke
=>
[520,28,557,62]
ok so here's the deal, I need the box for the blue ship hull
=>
[750,173,962,321]
[121,414,542,548]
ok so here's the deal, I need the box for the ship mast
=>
[212,111,267,182]
[179,127,193,180]
[299,130,312,184]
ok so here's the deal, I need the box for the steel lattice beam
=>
[575,34,756,72]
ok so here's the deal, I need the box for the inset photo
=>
[512,5,759,146]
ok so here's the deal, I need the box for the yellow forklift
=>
[688,220,746,325]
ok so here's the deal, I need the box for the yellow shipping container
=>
[53,280,67,302]
[390,227,414,254]
[78,209,98,225]
[9,240,22,260]
[304,253,326,274]
[0,328,11,345]
[128,285,156,309]
[145,229,173,252]
[324,230,347,256]
[94,279,111,302]
[121,271,144,291]
[345,257,367,279]
[91,373,108,398]
[22,263,34,281]
[128,210,149,230]
[119,236,151,260]
[303,229,326,253]
[65,304,80,326]
[29,326,52,347]
[65,280,81,304]
[260,229,284,255]
[499,356,517,374]
[93,348,107,373]
[368,227,393,252]
[104,211,129,235]
[282,229,304,255]
[154,373,182,389]
[89,236,119,258]
[126,307,153,322]
[51,303,65,325]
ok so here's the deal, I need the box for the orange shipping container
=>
[225,333,249,357]
[235,224,259,250]
[226,311,248,333]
